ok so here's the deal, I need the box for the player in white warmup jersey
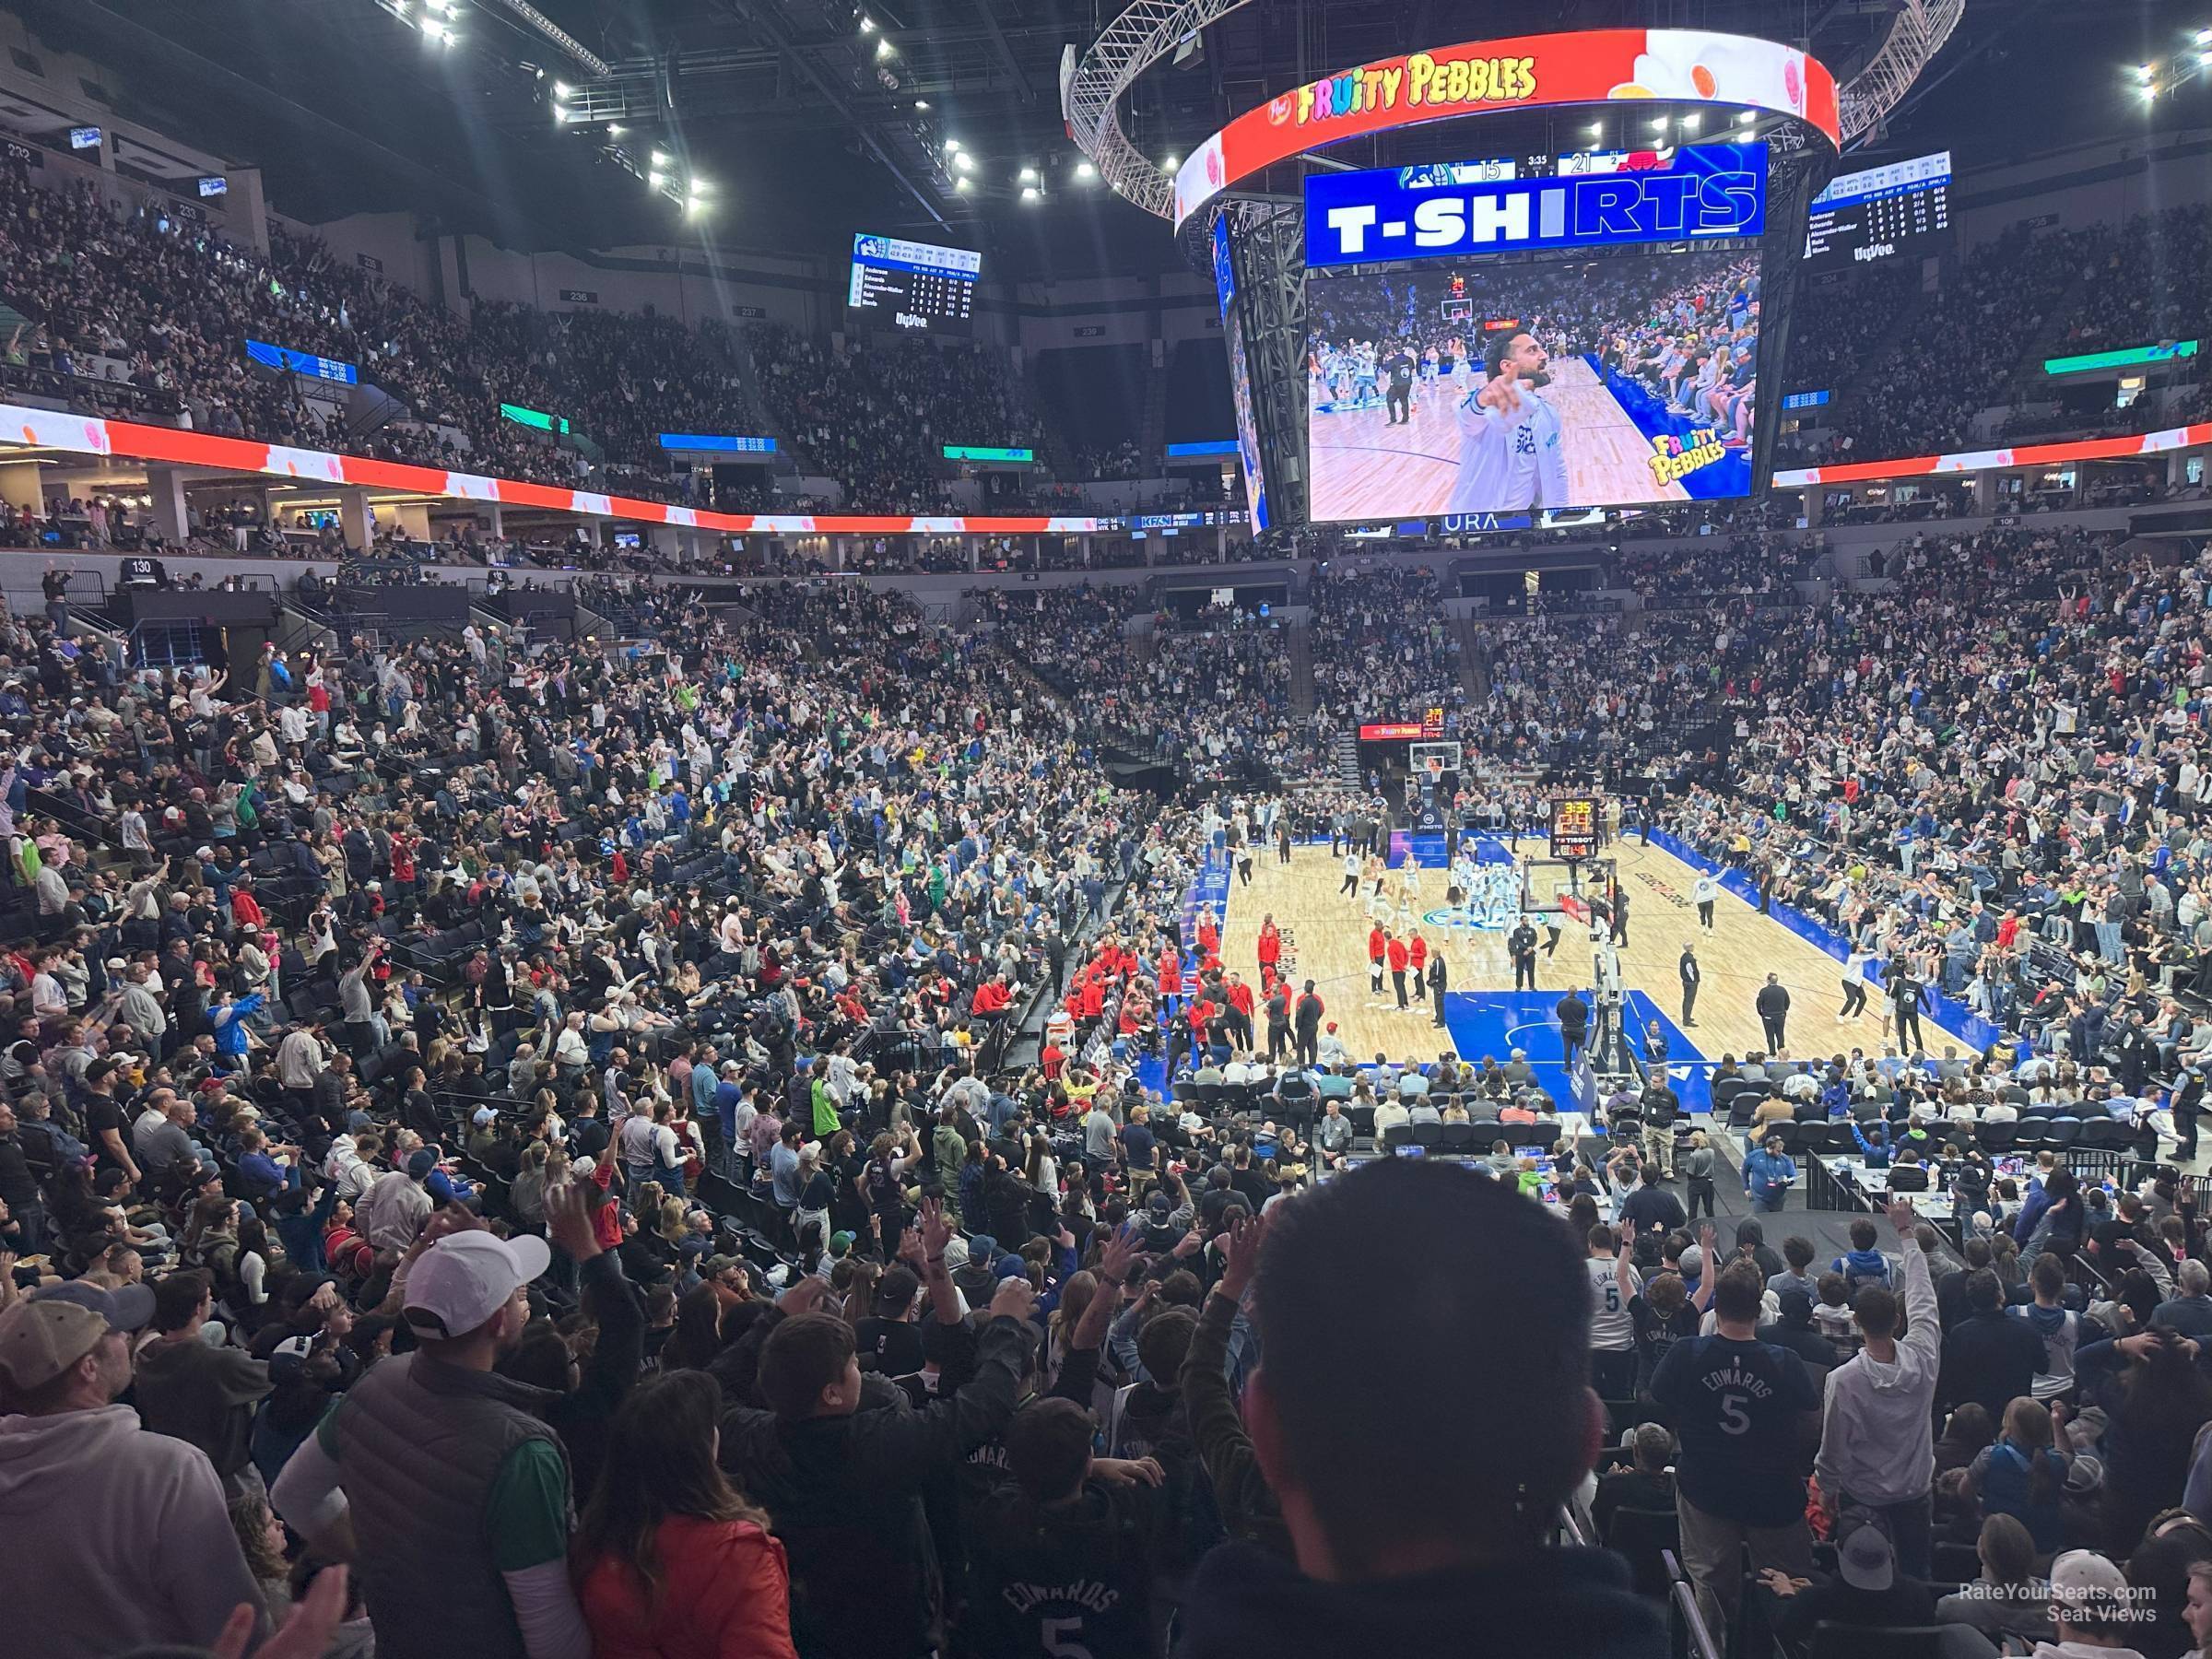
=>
[1447,332,1571,513]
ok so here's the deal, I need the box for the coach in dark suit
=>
[1679,943,1701,1027]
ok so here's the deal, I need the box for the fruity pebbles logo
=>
[1650,428,1727,487]
[1290,53,1538,127]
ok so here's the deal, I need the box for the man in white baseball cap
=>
[2041,1549,2147,1659]
[272,1200,593,1659]
[0,1283,269,1657]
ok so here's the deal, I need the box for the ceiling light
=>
[652,149,672,166]
[913,100,928,110]
[649,170,665,187]
[954,176,971,193]
[1076,160,1096,180]
[1020,184,1039,202]
[1680,113,1700,132]
[876,37,894,58]
[943,137,959,152]
[2138,62,2158,78]
[1018,165,1037,181]
[1736,110,1755,124]
[606,123,624,136]
[1162,154,1179,171]
[553,81,571,98]
[1649,117,1667,134]
[685,195,709,217]
[554,104,572,122]
[953,150,973,171]
[688,179,712,194]
[2198,28,2212,44]
[1586,123,1602,138]
[2141,82,2159,100]
[858,14,875,29]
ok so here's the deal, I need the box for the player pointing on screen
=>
[1447,330,1571,513]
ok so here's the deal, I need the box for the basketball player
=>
[1447,332,1570,513]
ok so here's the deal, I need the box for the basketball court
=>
[1210,831,1986,1114]
[1306,356,1693,521]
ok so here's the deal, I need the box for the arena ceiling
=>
[12,0,2212,278]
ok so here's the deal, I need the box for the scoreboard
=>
[1549,796,1600,862]
[1803,150,1950,272]
[847,234,981,334]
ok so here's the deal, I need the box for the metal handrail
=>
[1661,1549,1723,1659]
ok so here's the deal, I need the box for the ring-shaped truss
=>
[1063,0,1964,220]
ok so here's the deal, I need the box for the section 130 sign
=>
[1305,142,1765,270]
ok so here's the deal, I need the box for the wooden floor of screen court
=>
[1305,357,1691,521]
[1215,838,1983,1075]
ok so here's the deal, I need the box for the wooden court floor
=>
[1305,357,1693,521]
[1217,838,1983,1077]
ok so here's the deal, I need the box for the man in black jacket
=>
[1557,988,1590,1069]
[1755,974,1790,1052]
[723,1197,1037,1659]
[1172,1159,1665,1659]
[1935,1268,2045,1421]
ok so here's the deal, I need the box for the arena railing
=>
[1662,1550,1724,1659]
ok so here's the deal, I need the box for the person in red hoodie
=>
[1408,934,1429,1001]
[971,975,1011,1019]
[1387,933,1411,1011]
[1368,925,1388,1002]
[578,1369,798,1659]
[1257,915,1282,979]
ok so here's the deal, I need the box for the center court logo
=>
[1425,905,1509,931]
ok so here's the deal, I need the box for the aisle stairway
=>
[1453,617,1490,701]
[1285,625,1316,717]
[1331,730,1361,788]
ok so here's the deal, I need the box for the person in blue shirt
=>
[209,990,265,1061]
[1741,1132,1797,1214]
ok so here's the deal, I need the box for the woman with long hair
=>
[1934,1513,2050,1647]
[660,1283,727,1375]
[575,1370,795,1658]
[1964,1396,2070,1552]
[2087,1330,2212,1556]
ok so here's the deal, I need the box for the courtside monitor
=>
[1304,146,1766,522]
[847,233,981,334]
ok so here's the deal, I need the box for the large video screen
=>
[1305,246,1761,521]
[847,234,980,334]
[1212,218,1273,532]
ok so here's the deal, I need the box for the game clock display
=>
[848,234,982,335]
[1549,796,1600,861]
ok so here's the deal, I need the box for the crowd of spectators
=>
[747,324,1045,514]
[1306,560,1466,745]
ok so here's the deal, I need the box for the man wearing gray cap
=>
[274,1194,594,1659]
[0,1280,268,1656]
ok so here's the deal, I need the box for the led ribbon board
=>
[2043,341,2199,376]
[1305,142,1766,269]
[1173,29,1838,229]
